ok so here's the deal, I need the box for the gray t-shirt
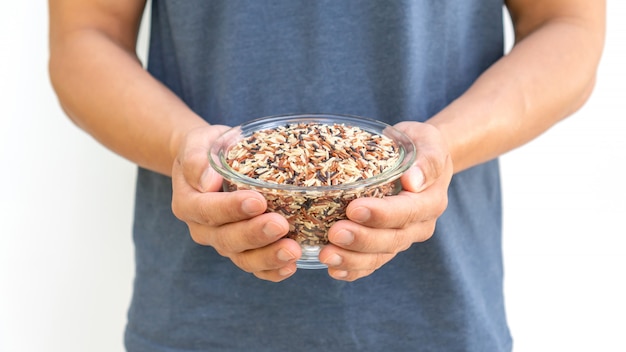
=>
[125,1,512,351]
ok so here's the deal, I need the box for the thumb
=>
[176,125,230,193]
[199,163,225,193]
[395,121,450,193]
[400,166,426,193]
[401,142,450,193]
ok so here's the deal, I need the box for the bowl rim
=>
[208,113,417,193]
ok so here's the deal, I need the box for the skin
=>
[49,0,605,282]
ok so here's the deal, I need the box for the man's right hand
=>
[171,126,302,282]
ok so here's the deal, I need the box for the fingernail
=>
[262,221,285,238]
[333,229,354,245]
[277,248,296,262]
[323,253,342,266]
[278,266,295,277]
[241,198,264,215]
[333,270,349,278]
[349,207,371,223]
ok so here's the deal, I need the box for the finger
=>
[319,244,395,281]
[189,210,289,251]
[173,186,269,226]
[328,264,410,281]
[327,268,375,282]
[254,262,299,282]
[325,218,434,254]
[229,238,302,278]
[345,190,447,229]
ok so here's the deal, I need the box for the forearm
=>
[49,28,207,176]
[427,9,605,173]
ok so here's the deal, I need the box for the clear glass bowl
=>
[209,113,416,269]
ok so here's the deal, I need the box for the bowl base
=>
[296,245,327,269]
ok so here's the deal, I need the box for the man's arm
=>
[321,0,606,281]
[49,1,301,282]
[48,0,208,176]
[426,0,606,172]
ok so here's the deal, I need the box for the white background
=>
[1,1,624,351]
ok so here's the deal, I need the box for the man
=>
[49,1,605,350]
